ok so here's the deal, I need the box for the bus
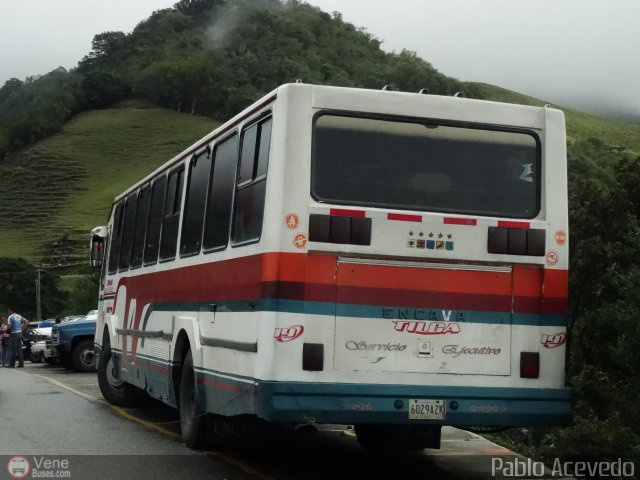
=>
[90,83,571,451]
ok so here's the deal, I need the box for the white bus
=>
[90,83,571,450]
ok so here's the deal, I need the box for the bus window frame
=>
[180,146,213,259]
[130,183,151,271]
[201,131,239,255]
[118,192,139,273]
[143,174,168,267]
[231,112,273,248]
[107,201,125,275]
[159,165,185,263]
[310,110,542,220]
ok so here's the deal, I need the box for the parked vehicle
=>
[27,326,52,363]
[49,311,97,372]
[22,322,41,362]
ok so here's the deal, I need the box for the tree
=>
[0,258,67,320]
[87,31,128,59]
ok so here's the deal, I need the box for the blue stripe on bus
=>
[138,299,567,330]
[110,348,572,426]
[256,381,573,427]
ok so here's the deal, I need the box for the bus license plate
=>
[408,399,446,420]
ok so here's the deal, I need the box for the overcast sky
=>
[1,0,638,119]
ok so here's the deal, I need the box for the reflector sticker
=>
[293,233,308,249]
[555,230,567,246]
[546,251,559,265]
[285,213,299,230]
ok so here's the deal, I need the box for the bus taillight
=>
[520,352,540,379]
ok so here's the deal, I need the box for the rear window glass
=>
[312,114,540,219]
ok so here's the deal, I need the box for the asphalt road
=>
[0,362,521,480]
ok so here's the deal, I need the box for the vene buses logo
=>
[392,321,461,335]
[7,456,30,479]
[274,325,304,342]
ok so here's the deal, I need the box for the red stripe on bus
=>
[329,209,366,218]
[498,221,530,229]
[444,217,477,226]
[197,377,242,393]
[134,359,170,375]
[113,253,569,360]
[387,213,422,222]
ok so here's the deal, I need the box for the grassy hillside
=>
[1,85,639,265]
[0,104,217,263]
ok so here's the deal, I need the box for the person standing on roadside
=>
[7,307,28,368]
[0,316,10,366]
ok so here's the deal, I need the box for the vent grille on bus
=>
[487,227,545,256]
[309,214,371,246]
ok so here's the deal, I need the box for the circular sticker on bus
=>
[546,251,559,266]
[555,230,567,246]
[285,213,300,230]
[293,233,308,249]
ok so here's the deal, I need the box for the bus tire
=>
[179,348,207,449]
[97,343,145,407]
[72,340,96,373]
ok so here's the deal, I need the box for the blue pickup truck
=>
[49,310,97,372]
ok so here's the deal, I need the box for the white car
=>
[29,326,52,363]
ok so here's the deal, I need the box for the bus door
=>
[333,257,513,376]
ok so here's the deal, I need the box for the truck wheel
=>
[60,355,74,369]
[97,343,145,407]
[72,340,96,373]
[179,348,207,449]
[30,351,43,363]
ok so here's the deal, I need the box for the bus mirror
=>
[90,235,105,268]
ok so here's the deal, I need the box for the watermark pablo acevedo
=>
[491,457,635,478]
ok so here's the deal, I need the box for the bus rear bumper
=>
[256,382,573,427]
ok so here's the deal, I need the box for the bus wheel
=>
[179,348,207,449]
[97,343,145,407]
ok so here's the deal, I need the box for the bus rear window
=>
[312,114,540,219]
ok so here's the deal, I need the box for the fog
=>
[1,0,638,120]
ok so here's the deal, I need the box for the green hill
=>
[2,85,639,264]
[0,105,217,263]
[0,0,638,265]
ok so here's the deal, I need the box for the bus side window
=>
[130,184,151,268]
[181,149,212,256]
[160,166,185,261]
[118,193,138,271]
[108,201,125,274]
[232,116,272,245]
[144,175,167,265]
[203,133,238,251]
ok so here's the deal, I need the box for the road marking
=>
[15,369,106,406]
[110,408,275,480]
[22,368,274,480]
[110,405,181,440]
